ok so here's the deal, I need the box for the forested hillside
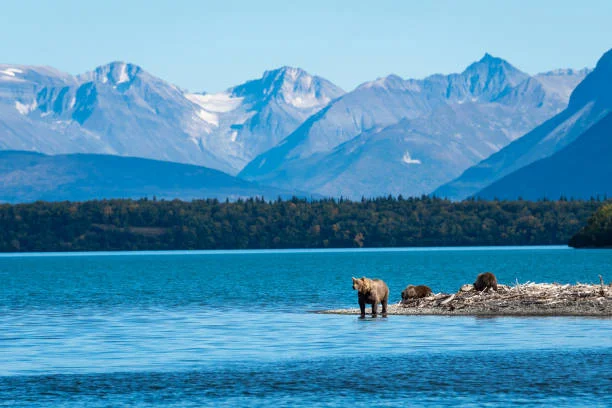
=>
[569,203,612,248]
[0,197,602,252]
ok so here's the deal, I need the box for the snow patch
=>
[116,63,130,84]
[284,93,330,109]
[0,68,23,77]
[284,67,299,81]
[195,109,219,126]
[186,92,243,113]
[0,68,26,82]
[402,151,421,165]
[15,100,36,115]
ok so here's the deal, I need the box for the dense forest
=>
[569,203,612,248]
[0,196,604,252]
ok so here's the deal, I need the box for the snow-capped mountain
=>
[0,56,592,201]
[0,63,343,175]
[0,64,78,154]
[0,62,233,172]
[435,49,611,200]
[185,66,344,170]
[239,55,589,198]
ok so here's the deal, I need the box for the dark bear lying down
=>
[401,285,433,302]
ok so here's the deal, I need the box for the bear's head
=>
[352,277,371,294]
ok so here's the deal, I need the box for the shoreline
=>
[0,245,571,257]
[318,283,612,317]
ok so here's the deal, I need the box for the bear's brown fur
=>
[352,276,389,317]
[401,285,433,302]
[474,272,498,291]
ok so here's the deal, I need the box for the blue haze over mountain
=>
[240,55,589,198]
[0,151,302,203]
[475,111,612,200]
[0,54,592,201]
[435,49,612,200]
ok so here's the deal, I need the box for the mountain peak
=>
[479,52,498,63]
[264,66,307,79]
[594,48,612,71]
[567,48,612,109]
[454,54,529,101]
[86,61,143,85]
[468,53,517,71]
[229,66,344,108]
[357,74,415,91]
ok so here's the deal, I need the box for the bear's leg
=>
[382,297,388,315]
[371,302,378,316]
[359,300,366,318]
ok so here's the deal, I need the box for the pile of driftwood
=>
[322,276,612,316]
[395,279,611,316]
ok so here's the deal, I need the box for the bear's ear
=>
[352,277,357,282]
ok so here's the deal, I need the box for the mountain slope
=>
[0,63,343,175]
[475,111,612,200]
[240,55,588,198]
[0,64,80,154]
[1,62,234,172]
[435,49,612,200]
[0,151,301,203]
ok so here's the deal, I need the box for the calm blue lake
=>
[0,246,611,407]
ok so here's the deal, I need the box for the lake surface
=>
[1,246,611,407]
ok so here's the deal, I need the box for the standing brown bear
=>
[352,276,389,317]
[474,272,498,291]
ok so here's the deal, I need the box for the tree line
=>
[569,203,612,248]
[0,196,604,252]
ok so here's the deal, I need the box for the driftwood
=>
[320,280,612,316]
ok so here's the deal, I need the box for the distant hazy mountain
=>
[475,111,612,200]
[0,57,592,200]
[435,49,611,200]
[240,54,589,198]
[0,151,301,203]
[0,63,343,175]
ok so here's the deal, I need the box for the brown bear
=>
[474,272,498,291]
[352,276,389,317]
[401,285,433,303]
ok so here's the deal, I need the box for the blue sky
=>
[2,0,611,92]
